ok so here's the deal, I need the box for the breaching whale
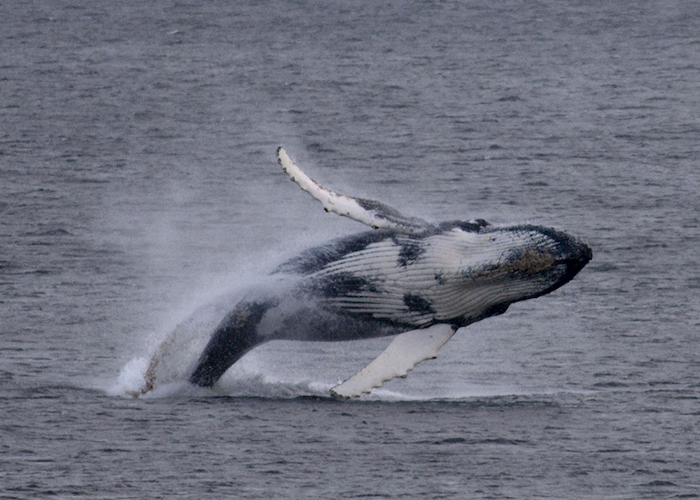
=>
[137,147,592,398]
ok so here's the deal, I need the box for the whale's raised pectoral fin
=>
[331,323,457,398]
[277,147,430,233]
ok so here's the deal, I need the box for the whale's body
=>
[184,149,591,397]
[138,148,592,397]
[189,221,591,390]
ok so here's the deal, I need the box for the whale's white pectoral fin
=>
[331,323,457,398]
[277,147,429,233]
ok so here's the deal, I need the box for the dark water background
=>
[2,0,699,498]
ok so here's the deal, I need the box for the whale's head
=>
[441,223,592,326]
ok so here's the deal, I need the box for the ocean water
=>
[2,0,699,498]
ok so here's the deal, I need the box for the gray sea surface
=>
[2,0,699,498]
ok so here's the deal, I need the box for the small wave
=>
[216,373,334,399]
[108,355,335,399]
[107,358,584,403]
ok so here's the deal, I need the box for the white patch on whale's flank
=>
[309,227,565,326]
[331,324,456,398]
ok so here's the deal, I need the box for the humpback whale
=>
[138,148,592,398]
